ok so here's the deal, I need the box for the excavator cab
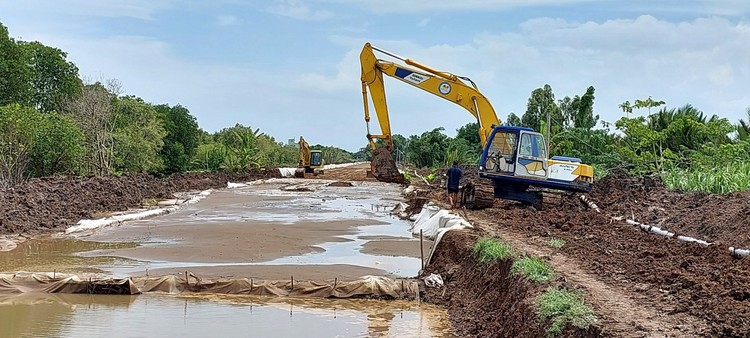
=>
[310,150,323,168]
[479,126,592,208]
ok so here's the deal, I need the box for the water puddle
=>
[0,293,455,338]
[0,238,136,274]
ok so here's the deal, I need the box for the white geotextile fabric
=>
[65,190,212,234]
[411,203,472,240]
[277,162,368,177]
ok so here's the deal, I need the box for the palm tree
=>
[738,107,750,141]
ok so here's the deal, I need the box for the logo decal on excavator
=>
[395,68,429,85]
[439,82,451,95]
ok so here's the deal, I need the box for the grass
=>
[663,162,750,194]
[537,288,598,337]
[547,238,566,249]
[472,237,514,264]
[511,257,555,283]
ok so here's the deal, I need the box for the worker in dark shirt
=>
[446,160,463,209]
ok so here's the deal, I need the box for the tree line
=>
[0,22,357,189]
[363,83,750,193]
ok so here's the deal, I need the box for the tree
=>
[27,112,85,177]
[633,96,665,115]
[455,122,482,154]
[570,86,598,130]
[406,127,450,168]
[522,84,560,132]
[0,104,38,188]
[20,41,82,113]
[0,23,31,106]
[64,81,118,175]
[111,96,166,173]
[155,104,200,174]
[737,107,750,141]
[505,112,521,127]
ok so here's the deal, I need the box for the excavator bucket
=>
[294,168,306,178]
[370,148,406,184]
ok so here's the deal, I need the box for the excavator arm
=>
[361,42,500,150]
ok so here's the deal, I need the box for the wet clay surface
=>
[3,178,424,281]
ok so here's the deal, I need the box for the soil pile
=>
[0,169,279,235]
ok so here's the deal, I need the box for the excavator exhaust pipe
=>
[370,148,407,184]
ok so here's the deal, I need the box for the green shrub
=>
[472,237,514,264]
[511,257,554,283]
[537,288,597,337]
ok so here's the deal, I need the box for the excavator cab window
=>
[519,133,546,159]
[482,130,517,174]
[310,151,323,167]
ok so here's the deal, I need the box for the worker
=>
[446,160,462,209]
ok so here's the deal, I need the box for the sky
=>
[1,0,749,151]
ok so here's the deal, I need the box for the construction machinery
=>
[360,42,593,208]
[294,136,324,178]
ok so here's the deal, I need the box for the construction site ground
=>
[0,163,749,337]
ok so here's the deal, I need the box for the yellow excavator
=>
[360,42,594,208]
[294,136,324,178]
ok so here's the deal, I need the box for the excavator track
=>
[370,148,406,184]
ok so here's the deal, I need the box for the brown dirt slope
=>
[0,169,279,235]
[423,231,601,338]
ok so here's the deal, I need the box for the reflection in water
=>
[0,293,454,338]
[0,238,136,274]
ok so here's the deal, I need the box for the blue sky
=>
[1,0,749,151]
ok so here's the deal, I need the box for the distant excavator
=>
[294,136,324,178]
[360,42,594,208]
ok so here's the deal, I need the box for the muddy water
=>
[0,238,136,274]
[0,293,454,338]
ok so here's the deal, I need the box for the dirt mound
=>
[0,169,280,235]
[422,231,601,338]
[589,172,750,247]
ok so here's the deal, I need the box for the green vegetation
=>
[537,288,598,337]
[472,237,515,264]
[547,238,566,249]
[511,257,555,283]
[663,162,750,194]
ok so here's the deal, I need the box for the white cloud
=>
[298,15,750,145]
[267,0,334,21]
[416,18,431,27]
[217,15,239,27]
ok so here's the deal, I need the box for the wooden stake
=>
[420,229,425,270]
[185,271,189,289]
[250,279,254,293]
[290,276,294,292]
